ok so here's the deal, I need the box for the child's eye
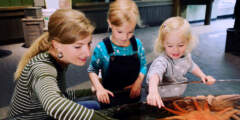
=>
[178,45,184,47]
[168,46,173,48]
[88,41,92,46]
[74,46,81,49]
[118,31,122,34]
[88,43,91,47]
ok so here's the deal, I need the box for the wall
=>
[186,0,235,22]
[0,0,33,44]
[74,0,173,33]
[0,0,33,7]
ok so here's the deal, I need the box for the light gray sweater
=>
[146,53,196,97]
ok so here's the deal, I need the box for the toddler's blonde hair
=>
[154,16,198,55]
[108,0,141,27]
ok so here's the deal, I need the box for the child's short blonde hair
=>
[154,17,198,55]
[107,0,141,27]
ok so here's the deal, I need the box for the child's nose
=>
[173,47,179,52]
[123,33,128,40]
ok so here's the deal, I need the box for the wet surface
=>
[111,95,240,120]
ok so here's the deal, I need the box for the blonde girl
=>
[146,17,216,109]
[88,0,147,108]
[9,9,113,120]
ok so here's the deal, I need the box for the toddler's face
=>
[110,21,136,47]
[164,31,187,59]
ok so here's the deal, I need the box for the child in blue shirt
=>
[88,0,147,109]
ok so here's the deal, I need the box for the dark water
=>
[109,96,240,120]
[109,97,181,120]
[112,103,169,120]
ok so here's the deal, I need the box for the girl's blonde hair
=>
[14,9,95,80]
[108,0,141,27]
[154,16,198,55]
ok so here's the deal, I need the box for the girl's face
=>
[164,31,188,59]
[109,21,136,47]
[58,35,92,66]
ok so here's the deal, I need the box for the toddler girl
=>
[146,17,216,109]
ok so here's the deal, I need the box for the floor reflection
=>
[0,49,12,58]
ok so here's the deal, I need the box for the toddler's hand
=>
[124,82,141,99]
[147,93,164,109]
[202,76,216,85]
[96,88,114,104]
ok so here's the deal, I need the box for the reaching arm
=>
[89,72,105,93]
[147,74,164,109]
[125,39,147,98]
[145,56,169,108]
[125,73,145,98]
[89,72,114,104]
[88,43,115,104]
[191,64,206,79]
[191,64,216,85]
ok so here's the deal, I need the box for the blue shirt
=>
[88,38,147,78]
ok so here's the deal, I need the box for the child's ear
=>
[107,19,112,28]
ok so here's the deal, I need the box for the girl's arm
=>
[191,64,215,85]
[127,39,147,98]
[88,45,114,104]
[148,74,159,95]
[89,72,104,92]
[89,72,114,104]
[135,73,145,88]
[126,73,144,98]
[191,64,206,79]
[146,56,168,108]
[147,74,164,108]
[89,72,113,97]
[137,39,147,75]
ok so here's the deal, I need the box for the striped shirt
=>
[9,52,111,120]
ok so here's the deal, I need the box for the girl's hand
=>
[96,88,114,104]
[124,82,141,99]
[147,92,164,109]
[202,76,216,85]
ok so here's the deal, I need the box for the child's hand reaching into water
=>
[147,92,165,109]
